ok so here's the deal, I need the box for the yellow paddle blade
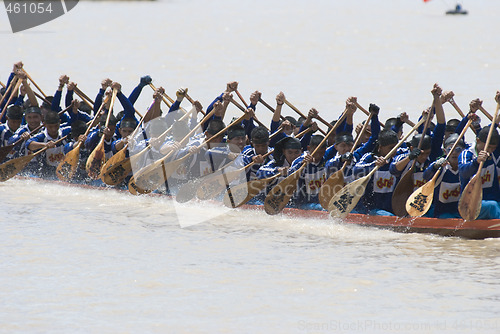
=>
[101,157,132,186]
[56,143,81,182]
[328,176,370,219]
[100,145,127,177]
[223,175,276,208]
[196,168,246,200]
[86,140,106,180]
[458,173,483,221]
[264,166,303,215]
[406,179,436,217]
[318,170,345,210]
[0,154,35,182]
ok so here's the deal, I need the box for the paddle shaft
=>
[230,98,268,130]
[25,70,48,98]
[284,99,332,130]
[0,79,22,121]
[353,102,388,128]
[258,97,287,122]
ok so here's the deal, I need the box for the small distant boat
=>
[446,4,468,15]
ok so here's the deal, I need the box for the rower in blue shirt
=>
[352,129,401,215]
[422,134,466,218]
[458,125,500,219]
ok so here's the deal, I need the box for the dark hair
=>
[44,110,60,124]
[6,105,24,120]
[410,134,432,150]
[25,106,42,116]
[444,133,465,149]
[71,120,87,139]
[79,102,92,115]
[445,119,460,133]
[274,137,301,166]
[478,126,499,146]
[378,129,398,147]
[206,119,225,136]
[284,116,297,127]
[250,126,269,144]
[335,132,354,144]
[309,135,326,148]
[100,113,117,127]
[227,124,246,140]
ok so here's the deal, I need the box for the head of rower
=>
[409,134,432,164]
[227,123,247,153]
[334,132,354,156]
[475,126,499,164]
[250,126,270,156]
[24,106,43,131]
[306,135,326,163]
[374,129,398,167]
[442,133,466,170]
[204,119,226,149]
[5,105,24,132]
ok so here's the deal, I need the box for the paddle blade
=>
[101,157,132,186]
[391,169,414,216]
[196,168,245,200]
[100,145,127,177]
[86,141,106,180]
[56,144,81,182]
[264,167,302,215]
[127,175,151,195]
[328,176,369,219]
[458,174,482,221]
[223,176,273,208]
[318,170,345,210]
[0,144,14,162]
[0,154,34,182]
[406,179,436,217]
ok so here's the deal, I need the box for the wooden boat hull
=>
[15,176,500,239]
[240,205,500,239]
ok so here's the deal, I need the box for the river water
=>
[1,0,500,333]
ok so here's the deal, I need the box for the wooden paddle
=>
[223,173,281,208]
[25,70,48,99]
[0,135,69,182]
[196,150,274,200]
[352,101,388,128]
[184,93,206,116]
[85,88,118,179]
[328,118,425,219]
[230,96,268,130]
[478,105,494,122]
[283,99,330,135]
[263,111,347,215]
[148,83,172,108]
[73,86,95,111]
[197,127,311,205]
[258,97,287,122]
[318,112,374,209]
[0,78,22,121]
[0,104,72,162]
[0,76,19,110]
[56,98,109,181]
[105,105,200,187]
[406,119,472,217]
[131,105,223,193]
[458,102,500,221]
[391,107,435,216]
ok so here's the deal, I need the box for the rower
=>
[0,105,24,161]
[351,129,400,215]
[325,103,381,183]
[8,106,43,160]
[287,134,328,210]
[422,134,466,218]
[26,110,71,179]
[458,126,500,219]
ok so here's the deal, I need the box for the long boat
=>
[17,175,500,240]
[239,205,500,240]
